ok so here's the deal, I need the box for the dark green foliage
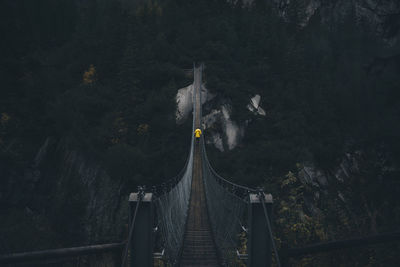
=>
[1,0,400,264]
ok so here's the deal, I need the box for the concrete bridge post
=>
[248,193,273,267]
[128,192,154,267]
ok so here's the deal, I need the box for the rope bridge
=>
[126,63,279,267]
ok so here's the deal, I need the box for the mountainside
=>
[1,0,400,266]
[273,0,400,41]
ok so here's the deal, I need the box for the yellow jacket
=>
[195,129,202,138]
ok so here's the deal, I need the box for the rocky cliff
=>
[0,137,128,265]
[273,0,400,43]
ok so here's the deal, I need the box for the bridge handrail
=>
[150,64,200,264]
[201,140,257,201]
[121,189,145,267]
[151,64,198,198]
[0,243,124,264]
[198,62,256,201]
[200,138,250,265]
[151,140,192,198]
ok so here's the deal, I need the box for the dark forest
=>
[1,0,400,266]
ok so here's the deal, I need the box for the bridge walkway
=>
[180,66,219,266]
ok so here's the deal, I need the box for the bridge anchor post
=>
[128,192,154,267]
[248,193,273,267]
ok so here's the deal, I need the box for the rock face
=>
[298,152,363,216]
[0,137,128,265]
[247,94,266,116]
[52,142,128,244]
[177,85,267,151]
[273,0,400,42]
[176,84,213,124]
[175,82,243,151]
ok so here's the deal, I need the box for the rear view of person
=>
[194,128,202,142]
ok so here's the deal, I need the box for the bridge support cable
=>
[247,193,275,267]
[258,192,281,267]
[122,190,155,267]
[121,189,142,267]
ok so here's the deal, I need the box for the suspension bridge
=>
[2,64,400,267]
[124,64,278,267]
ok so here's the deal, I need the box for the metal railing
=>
[121,188,145,267]
[0,243,125,265]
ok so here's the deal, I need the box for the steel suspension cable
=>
[259,191,281,267]
[121,190,143,267]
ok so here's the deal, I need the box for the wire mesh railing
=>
[153,141,194,264]
[151,64,203,265]
[121,188,145,267]
[197,62,257,265]
[200,140,252,266]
